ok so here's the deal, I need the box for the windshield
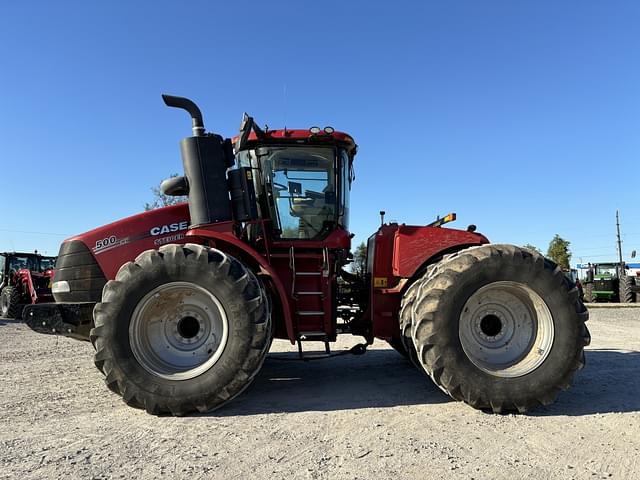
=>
[40,257,56,270]
[595,265,617,276]
[7,255,56,272]
[8,256,37,272]
[263,147,337,240]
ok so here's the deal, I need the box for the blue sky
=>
[1,1,639,264]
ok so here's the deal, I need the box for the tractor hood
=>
[52,204,192,305]
[64,203,190,279]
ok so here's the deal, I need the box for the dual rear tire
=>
[400,244,590,413]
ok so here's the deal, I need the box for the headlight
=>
[52,281,70,294]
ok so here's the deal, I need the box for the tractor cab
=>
[232,127,358,344]
[239,146,338,240]
[234,123,356,243]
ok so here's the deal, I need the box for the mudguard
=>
[367,223,489,339]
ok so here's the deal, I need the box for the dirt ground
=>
[1,307,639,480]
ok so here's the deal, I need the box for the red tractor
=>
[1,251,56,318]
[25,95,590,415]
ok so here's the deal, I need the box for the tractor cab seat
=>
[289,190,335,238]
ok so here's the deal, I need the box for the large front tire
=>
[0,287,20,319]
[409,244,590,413]
[90,244,271,416]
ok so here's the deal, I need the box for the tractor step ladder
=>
[289,246,331,359]
[296,331,331,360]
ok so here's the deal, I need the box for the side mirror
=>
[235,113,254,153]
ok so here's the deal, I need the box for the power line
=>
[571,245,618,251]
[575,253,627,259]
[0,228,70,237]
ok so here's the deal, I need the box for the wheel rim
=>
[459,281,554,378]
[129,282,229,380]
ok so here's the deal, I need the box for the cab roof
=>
[1,251,56,259]
[233,129,357,154]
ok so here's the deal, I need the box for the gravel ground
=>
[1,307,639,480]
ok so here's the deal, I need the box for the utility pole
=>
[616,210,624,273]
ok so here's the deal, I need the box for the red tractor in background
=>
[1,251,56,318]
[25,95,590,415]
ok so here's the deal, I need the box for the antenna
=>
[283,83,287,130]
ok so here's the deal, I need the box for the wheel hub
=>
[459,281,554,378]
[129,282,229,380]
[479,313,503,337]
[177,316,201,339]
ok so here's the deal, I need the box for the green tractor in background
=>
[583,262,639,303]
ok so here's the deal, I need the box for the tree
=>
[144,174,187,211]
[522,243,542,254]
[547,234,571,270]
[352,242,367,277]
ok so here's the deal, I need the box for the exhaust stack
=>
[162,94,205,137]
[162,93,234,227]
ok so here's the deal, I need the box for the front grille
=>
[594,280,613,291]
[53,240,107,303]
